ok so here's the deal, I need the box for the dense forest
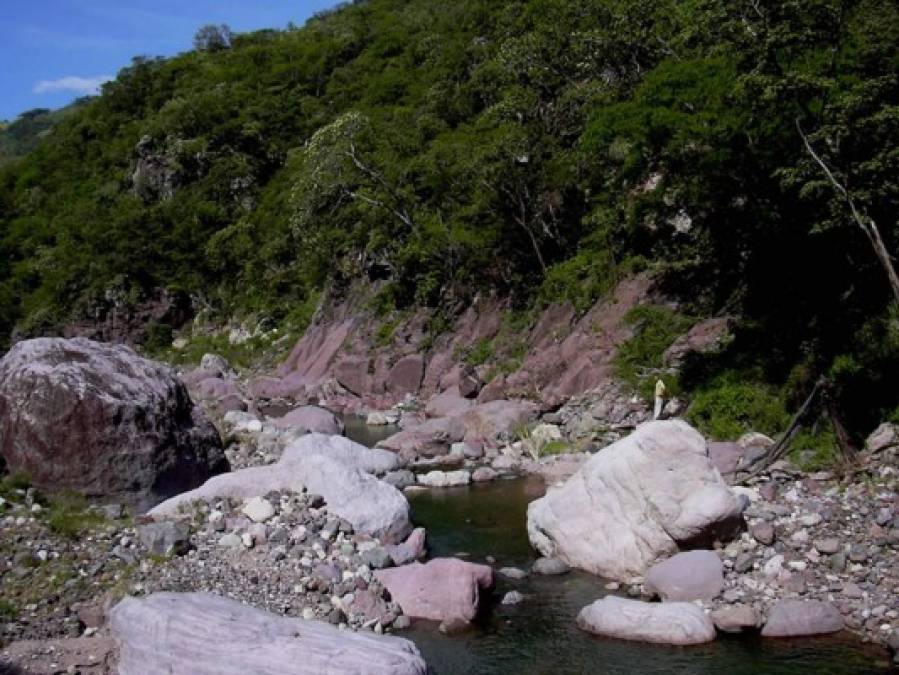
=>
[1,0,898,445]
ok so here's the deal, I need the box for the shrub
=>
[45,492,107,539]
[687,376,790,440]
[0,600,16,620]
[789,426,841,471]
[613,304,693,397]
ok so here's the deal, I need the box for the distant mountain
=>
[0,101,86,165]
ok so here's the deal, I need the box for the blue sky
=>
[0,1,338,121]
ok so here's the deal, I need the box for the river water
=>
[343,419,893,674]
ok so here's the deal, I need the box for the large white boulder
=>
[110,592,427,674]
[577,596,716,645]
[151,434,411,542]
[527,420,742,580]
[283,433,401,474]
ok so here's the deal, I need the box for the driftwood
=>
[739,376,858,482]
[740,378,825,481]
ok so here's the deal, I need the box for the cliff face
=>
[247,274,655,412]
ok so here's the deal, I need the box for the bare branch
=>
[797,119,899,303]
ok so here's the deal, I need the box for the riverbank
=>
[0,339,897,673]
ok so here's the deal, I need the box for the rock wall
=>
[250,274,656,411]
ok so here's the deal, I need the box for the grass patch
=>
[375,316,402,348]
[0,471,31,501]
[45,492,107,539]
[540,440,572,456]
[0,599,16,620]
[147,330,275,370]
[463,338,494,367]
[789,426,841,471]
[686,373,790,440]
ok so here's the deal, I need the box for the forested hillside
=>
[0,104,84,165]
[1,0,898,441]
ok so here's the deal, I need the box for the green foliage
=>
[613,305,693,395]
[463,338,494,367]
[44,492,107,539]
[375,316,401,348]
[790,426,841,471]
[687,375,790,440]
[0,599,16,620]
[150,330,275,369]
[143,322,174,353]
[0,0,898,440]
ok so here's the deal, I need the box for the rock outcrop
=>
[375,558,494,624]
[151,433,411,542]
[110,592,427,674]
[0,337,227,511]
[527,420,743,580]
[576,596,716,645]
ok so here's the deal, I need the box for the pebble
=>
[501,591,524,605]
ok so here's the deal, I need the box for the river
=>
[344,419,893,674]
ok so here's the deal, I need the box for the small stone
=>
[438,617,470,635]
[360,547,392,570]
[241,497,275,523]
[218,533,242,548]
[137,520,191,556]
[531,557,570,576]
[241,532,254,548]
[751,522,776,546]
[502,591,524,605]
[711,605,763,633]
[848,544,868,563]
[499,567,527,580]
[799,513,823,527]
[814,538,841,555]
[393,615,411,630]
[734,553,755,573]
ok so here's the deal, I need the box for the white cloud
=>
[33,75,113,95]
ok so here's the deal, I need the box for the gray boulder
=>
[527,420,742,580]
[644,550,724,601]
[137,520,191,556]
[577,596,716,645]
[0,338,227,511]
[711,605,763,633]
[268,405,345,435]
[110,592,427,674]
[151,434,411,543]
[283,433,400,475]
[761,600,844,637]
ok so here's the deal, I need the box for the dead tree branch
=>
[797,119,899,303]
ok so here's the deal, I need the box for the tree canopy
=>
[1,0,898,437]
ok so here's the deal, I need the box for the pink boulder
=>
[761,600,844,637]
[386,527,428,566]
[375,558,494,624]
[386,355,425,396]
[461,400,538,442]
[425,389,475,418]
[194,377,241,401]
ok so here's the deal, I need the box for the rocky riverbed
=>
[1,338,898,673]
